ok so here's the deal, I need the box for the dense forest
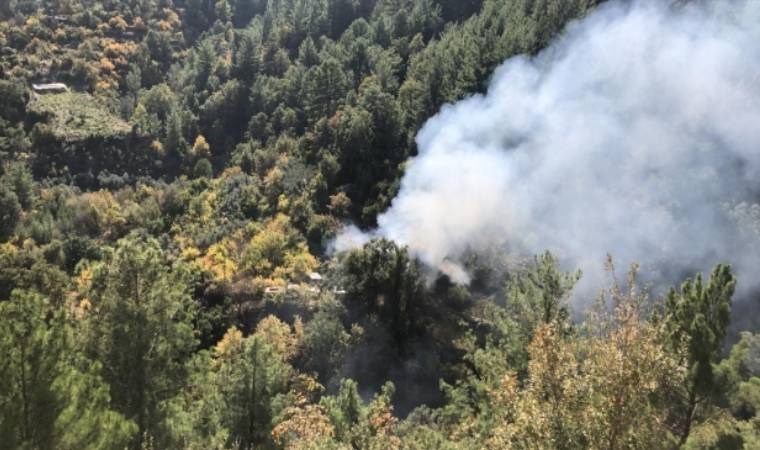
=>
[0,0,758,448]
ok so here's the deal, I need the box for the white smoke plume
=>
[337,0,760,299]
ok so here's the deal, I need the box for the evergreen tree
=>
[0,79,26,122]
[83,235,198,449]
[297,36,321,67]
[341,239,426,348]
[0,184,21,242]
[0,290,135,450]
[233,30,261,82]
[303,57,352,122]
[193,158,214,178]
[171,321,303,448]
[2,161,34,209]
[220,334,293,448]
[664,264,736,445]
[164,107,187,162]
[506,252,580,338]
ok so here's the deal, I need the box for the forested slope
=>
[0,0,758,449]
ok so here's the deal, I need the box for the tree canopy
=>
[0,0,757,449]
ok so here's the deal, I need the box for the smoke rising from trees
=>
[337,0,760,300]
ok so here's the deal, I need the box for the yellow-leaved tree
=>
[487,265,679,450]
[242,214,318,283]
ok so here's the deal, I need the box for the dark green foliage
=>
[233,29,261,81]
[303,57,353,122]
[173,329,294,449]
[437,253,579,431]
[193,157,214,178]
[0,241,69,303]
[0,290,66,448]
[717,332,760,419]
[320,378,364,441]
[683,331,760,449]
[0,184,21,241]
[232,0,266,28]
[666,264,735,391]
[665,264,737,444]
[3,2,742,449]
[83,235,198,449]
[2,161,34,209]
[62,236,101,273]
[199,80,249,151]
[299,301,351,382]
[0,290,135,450]
[0,79,27,122]
[435,0,483,22]
[218,335,292,448]
[505,252,580,336]
[215,171,263,221]
[342,239,426,347]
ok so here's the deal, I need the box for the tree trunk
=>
[679,386,698,446]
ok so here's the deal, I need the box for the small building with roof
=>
[31,83,69,94]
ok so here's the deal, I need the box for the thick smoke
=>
[337,0,760,300]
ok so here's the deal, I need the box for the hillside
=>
[0,0,758,449]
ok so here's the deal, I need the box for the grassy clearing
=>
[28,92,132,141]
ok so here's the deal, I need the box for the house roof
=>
[32,83,68,91]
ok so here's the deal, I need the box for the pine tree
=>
[341,239,426,348]
[83,235,198,449]
[303,57,351,122]
[234,30,261,82]
[2,161,35,209]
[0,184,20,242]
[297,36,321,67]
[664,264,736,445]
[0,290,135,450]
[164,108,187,160]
